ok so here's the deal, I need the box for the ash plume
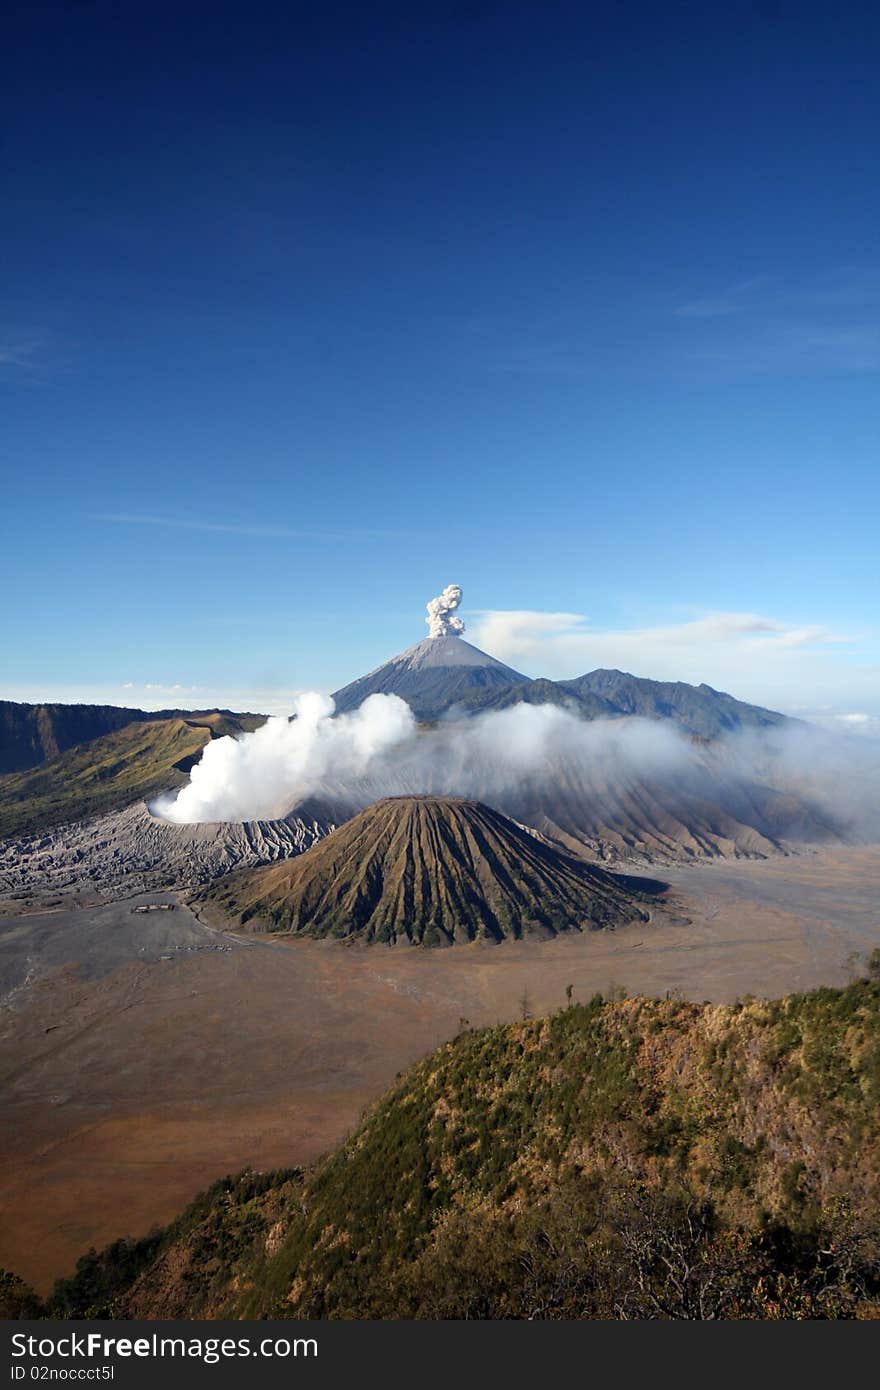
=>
[426,584,465,638]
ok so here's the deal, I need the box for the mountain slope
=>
[432,669,793,736]
[330,632,793,736]
[36,969,880,1319]
[458,676,617,719]
[332,635,529,720]
[0,720,214,838]
[0,701,150,775]
[0,701,266,776]
[284,732,841,866]
[0,712,267,840]
[560,670,791,737]
[197,796,649,943]
[469,753,838,863]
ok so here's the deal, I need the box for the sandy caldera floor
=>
[1,844,879,1294]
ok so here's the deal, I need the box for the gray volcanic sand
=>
[0,891,236,1006]
[1,845,878,1293]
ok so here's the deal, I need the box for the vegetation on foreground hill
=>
[0,714,261,839]
[5,963,880,1319]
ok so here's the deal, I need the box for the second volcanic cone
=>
[198,795,652,945]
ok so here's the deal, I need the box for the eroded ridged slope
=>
[198,796,649,943]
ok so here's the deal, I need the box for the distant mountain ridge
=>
[332,633,792,736]
[0,644,799,856]
[480,668,790,738]
[0,702,148,775]
[2,645,792,782]
[0,701,264,775]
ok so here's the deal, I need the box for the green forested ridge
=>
[0,1170,304,1321]
[9,965,880,1320]
[0,712,264,838]
[0,700,265,776]
[0,701,150,775]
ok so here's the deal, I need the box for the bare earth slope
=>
[486,759,839,863]
[199,796,649,944]
[2,845,879,1294]
[0,800,335,905]
[289,743,841,866]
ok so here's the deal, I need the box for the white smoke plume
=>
[153,691,880,837]
[155,697,690,824]
[426,583,465,638]
[157,692,416,824]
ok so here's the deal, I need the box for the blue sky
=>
[2,1,878,721]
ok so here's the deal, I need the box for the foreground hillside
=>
[198,796,650,943]
[19,966,880,1320]
[0,713,262,839]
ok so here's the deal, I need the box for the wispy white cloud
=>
[463,266,880,379]
[675,298,741,320]
[472,608,846,661]
[90,514,400,541]
[674,268,880,373]
[794,265,880,309]
[0,680,310,718]
[675,277,768,319]
[142,682,202,695]
[794,710,880,738]
[469,608,875,712]
[0,331,50,379]
[117,680,319,715]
